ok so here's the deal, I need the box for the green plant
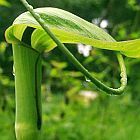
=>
[0,0,10,7]
[4,0,140,139]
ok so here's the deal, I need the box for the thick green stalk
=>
[13,44,42,140]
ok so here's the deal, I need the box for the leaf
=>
[0,0,10,7]
[5,7,140,58]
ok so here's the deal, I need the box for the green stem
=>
[20,0,127,95]
[13,43,42,140]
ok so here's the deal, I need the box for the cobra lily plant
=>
[5,0,140,139]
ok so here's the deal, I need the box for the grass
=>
[0,91,140,140]
[42,92,140,140]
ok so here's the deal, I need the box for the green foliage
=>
[0,0,10,7]
[41,94,140,140]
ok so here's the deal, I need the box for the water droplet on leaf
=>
[120,72,124,77]
[13,66,15,77]
[85,77,91,82]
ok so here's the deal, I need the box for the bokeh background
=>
[0,0,140,139]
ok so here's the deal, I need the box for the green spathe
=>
[5,7,140,58]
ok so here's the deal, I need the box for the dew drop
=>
[12,72,15,77]
[13,66,15,77]
[120,72,124,77]
[85,77,91,82]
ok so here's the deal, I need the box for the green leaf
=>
[0,0,10,7]
[5,7,140,58]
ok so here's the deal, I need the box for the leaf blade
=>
[5,7,140,58]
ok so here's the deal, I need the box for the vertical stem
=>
[13,44,42,140]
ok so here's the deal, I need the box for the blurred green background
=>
[0,0,140,139]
